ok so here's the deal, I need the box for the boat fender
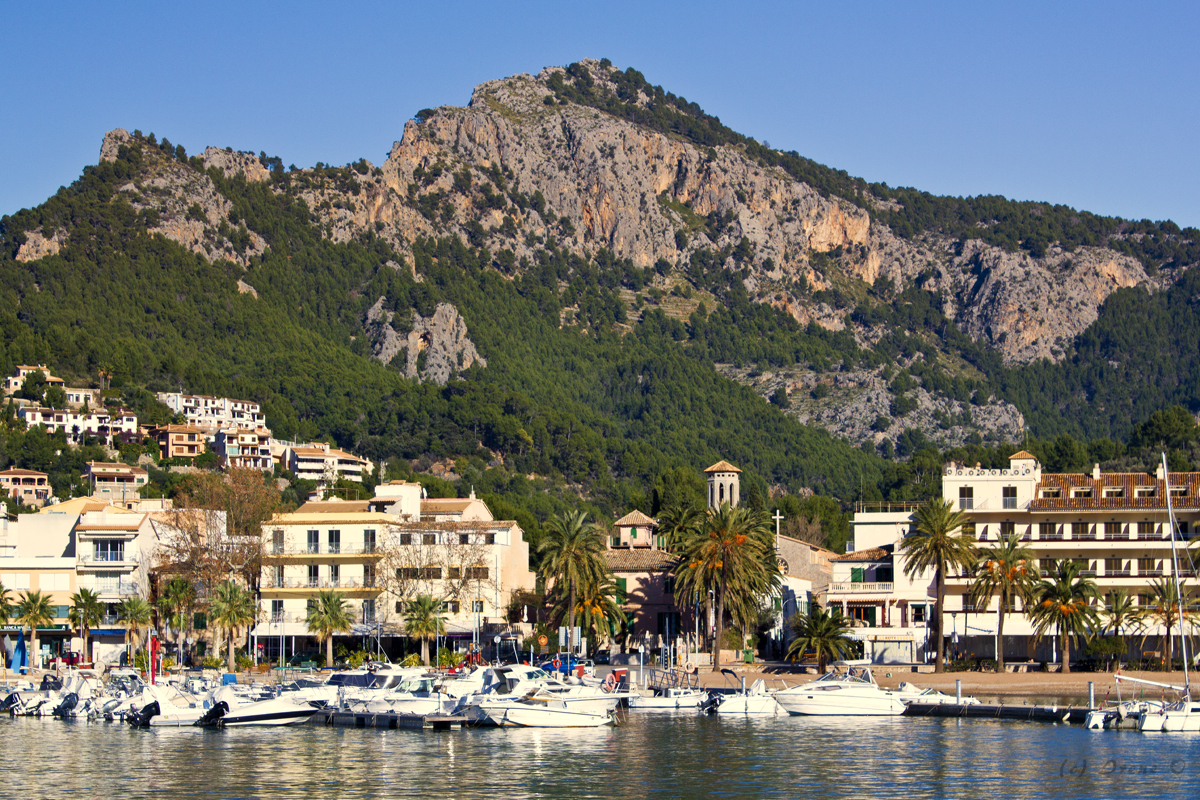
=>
[684,662,697,674]
[603,674,617,692]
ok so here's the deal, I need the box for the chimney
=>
[1156,461,1166,481]
[1092,463,1101,481]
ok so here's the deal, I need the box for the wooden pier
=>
[904,702,1090,724]
[312,709,467,730]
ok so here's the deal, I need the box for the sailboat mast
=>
[1161,452,1191,697]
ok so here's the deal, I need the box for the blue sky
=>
[3,1,1198,227]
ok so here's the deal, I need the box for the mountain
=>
[3,58,1200,522]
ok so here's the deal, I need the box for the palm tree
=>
[68,588,105,665]
[677,504,778,671]
[556,574,627,648]
[116,596,153,661]
[968,534,1036,670]
[0,582,11,626]
[538,511,607,657]
[1100,589,1139,669]
[15,590,55,670]
[208,581,258,672]
[898,499,976,673]
[403,594,446,666]
[158,577,196,663]
[786,603,855,672]
[1028,559,1100,673]
[305,590,353,668]
[1138,577,1192,671]
[656,503,704,552]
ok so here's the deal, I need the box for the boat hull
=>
[496,705,612,728]
[776,687,906,716]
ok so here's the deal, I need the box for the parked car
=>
[538,655,596,677]
[594,652,611,666]
[48,651,83,668]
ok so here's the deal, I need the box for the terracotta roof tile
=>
[1009,450,1037,460]
[1032,472,1200,510]
[614,510,657,527]
[833,545,892,562]
[604,550,680,572]
[704,460,742,474]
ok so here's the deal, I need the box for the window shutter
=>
[850,567,864,583]
[616,577,627,604]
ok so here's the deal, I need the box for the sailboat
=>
[1114,454,1197,732]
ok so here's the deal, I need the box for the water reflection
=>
[4,712,1200,799]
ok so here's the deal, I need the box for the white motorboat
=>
[774,662,906,716]
[628,668,708,710]
[195,687,319,727]
[712,679,782,716]
[129,684,212,727]
[492,691,613,728]
[895,682,980,706]
[1085,698,1165,730]
[455,665,626,725]
[362,673,456,716]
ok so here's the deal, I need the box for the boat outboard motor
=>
[0,692,20,712]
[195,700,229,728]
[39,675,62,692]
[130,701,161,728]
[52,692,79,717]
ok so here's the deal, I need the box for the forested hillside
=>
[2,59,1200,552]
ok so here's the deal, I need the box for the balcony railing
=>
[827,582,894,594]
[79,552,140,565]
[1106,532,1130,541]
[261,577,379,591]
[266,543,382,556]
[1002,498,1017,510]
[1105,569,1132,577]
[80,580,140,596]
[1137,531,1164,541]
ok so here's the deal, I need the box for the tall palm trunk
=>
[934,568,946,673]
[712,567,728,672]
[227,626,237,672]
[327,634,335,668]
[420,635,429,666]
[1062,626,1070,673]
[995,592,1007,670]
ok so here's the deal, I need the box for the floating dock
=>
[312,709,467,730]
[904,702,1090,724]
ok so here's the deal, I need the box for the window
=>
[441,600,460,613]
[327,530,340,554]
[448,566,462,580]
[1041,488,1061,499]
[1171,486,1188,497]
[397,567,419,580]
[958,487,974,510]
[94,540,124,562]
[911,604,926,624]
[472,600,484,613]
[1137,558,1160,576]
[961,522,977,539]
[1002,486,1017,509]
[307,530,319,554]
[363,565,376,587]
[362,600,375,623]
[399,533,412,546]
[422,533,436,545]
[460,533,470,545]
[95,571,120,592]
[271,600,284,622]
[876,567,894,583]
[419,567,441,579]
[664,576,676,595]
[999,521,1015,538]
[307,564,319,587]
[1104,558,1127,576]
[1103,487,1125,498]
[850,567,864,583]
[486,533,495,545]
[610,536,620,548]
[329,564,340,586]
[273,564,284,586]
[1105,522,1127,540]
[364,529,376,553]
[1137,521,1157,540]
[1072,488,1093,498]
[465,567,488,580]
[1136,487,1156,498]
[1071,522,1092,540]
[271,529,284,554]
[616,577,628,604]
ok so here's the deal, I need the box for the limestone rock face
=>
[200,147,272,182]
[99,129,133,162]
[15,228,66,262]
[365,298,486,384]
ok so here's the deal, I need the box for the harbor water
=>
[6,710,1200,799]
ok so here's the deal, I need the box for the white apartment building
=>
[3,365,64,395]
[284,442,369,485]
[214,427,273,471]
[0,497,157,665]
[19,405,138,445]
[254,481,534,662]
[840,452,1198,665]
[155,392,265,433]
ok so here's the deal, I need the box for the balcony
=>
[1002,498,1017,510]
[1105,569,1132,577]
[79,552,140,567]
[828,582,894,595]
[259,576,381,597]
[80,580,140,596]
[263,543,384,560]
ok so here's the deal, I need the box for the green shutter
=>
[616,577,627,604]
[851,567,864,583]
[193,612,206,630]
